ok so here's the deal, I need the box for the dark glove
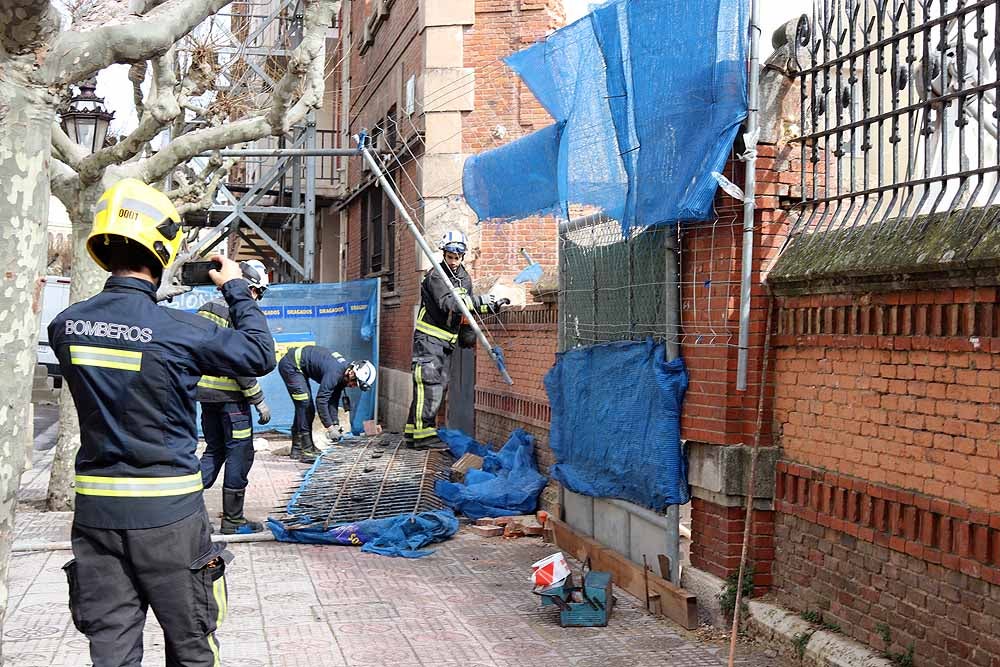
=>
[458,325,477,348]
[256,401,271,425]
[341,393,352,413]
[495,297,511,311]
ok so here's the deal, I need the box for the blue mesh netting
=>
[462,0,749,233]
[543,339,689,510]
[165,279,379,435]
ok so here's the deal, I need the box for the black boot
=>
[298,432,321,463]
[221,487,264,535]
[290,432,304,459]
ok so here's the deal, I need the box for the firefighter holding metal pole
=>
[277,344,377,462]
[404,231,508,450]
[196,259,273,535]
[48,179,276,666]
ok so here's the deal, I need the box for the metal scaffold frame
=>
[183,0,348,282]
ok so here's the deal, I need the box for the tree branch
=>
[51,123,88,171]
[136,116,270,183]
[79,49,181,179]
[0,0,61,55]
[136,0,332,183]
[128,61,148,120]
[266,0,333,133]
[44,0,233,86]
[174,159,234,215]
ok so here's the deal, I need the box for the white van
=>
[38,276,71,386]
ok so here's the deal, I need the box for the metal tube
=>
[304,116,317,281]
[736,0,762,392]
[357,139,513,385]
[201,148,363,157]
[664,222,681,585]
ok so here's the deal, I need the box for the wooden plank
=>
[551,518,699,630]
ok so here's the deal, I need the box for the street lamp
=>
[60,80,115,154]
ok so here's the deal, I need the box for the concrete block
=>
[687,442,779,499]
[423,111,463,154]
[419,0,475,29]
[419,68,475,112]
[681,566,727,628]
[628,511,669,573]
[420,154,466,195]
[564,489,594,536]
[424,26,464,69]
[747,600,894,667]
[593,498,630,557]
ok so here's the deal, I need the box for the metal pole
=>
[356,138,513,385]
[200,149,363,158]
[304,115,317,281]
[664,223,682,585]
[736,0,762,392]
[374,275,381,422]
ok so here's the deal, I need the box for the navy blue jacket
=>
[282,344,348,428]
[49,276,275,529]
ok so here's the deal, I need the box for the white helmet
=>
[439,230,468,255]
[349,360,377,391]
[241,259,270,295]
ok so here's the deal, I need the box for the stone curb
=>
[747,600,894,667]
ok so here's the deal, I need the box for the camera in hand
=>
[180,260,223,286]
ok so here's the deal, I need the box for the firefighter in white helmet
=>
[277,345,377,462]
[196,258,273,534]
[404,230,507,449]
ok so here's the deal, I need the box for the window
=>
[359,109,398,291]
[360,185,395,292]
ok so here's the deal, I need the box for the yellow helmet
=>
[88,178,182,272]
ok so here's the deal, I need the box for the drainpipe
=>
[736,0,762,392]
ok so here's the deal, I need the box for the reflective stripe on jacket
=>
[49,277,275,529]
[194,298,266,405]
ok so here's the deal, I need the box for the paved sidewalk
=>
[7,434,784,667]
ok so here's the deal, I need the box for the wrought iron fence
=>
[791,0,1000,248]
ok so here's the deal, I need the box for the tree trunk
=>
[0,68,57,661]
[46,182,110,511]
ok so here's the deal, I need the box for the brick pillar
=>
[679,141,797,588]
[690,498,776,594]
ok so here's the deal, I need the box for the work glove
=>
[256,401,271,425]
[490,296,511,313]
[326,424,342,443]
[341,393,352,413]
[154,261,193,303]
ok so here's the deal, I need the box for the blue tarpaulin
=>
[165,279,379,435]
[462,0,749,232]
[544,339,690,510]
[434,429,548,520]
[266,510,459,558]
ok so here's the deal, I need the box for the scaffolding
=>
[180,0,347,283]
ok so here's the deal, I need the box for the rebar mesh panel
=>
[560,216,672,350]
[274,433,452,529]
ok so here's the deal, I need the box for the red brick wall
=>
[690,498,776,594]
[461,0,564,287]
[679,145,793,448]
[772,289,1000,509]
[475,303,561,510]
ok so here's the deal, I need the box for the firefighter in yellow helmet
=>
[49,178,276,665]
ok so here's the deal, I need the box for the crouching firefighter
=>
[197,259,273,535]
[49,178,276,667]
[277,344,377,462]
[405,230,507,450]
